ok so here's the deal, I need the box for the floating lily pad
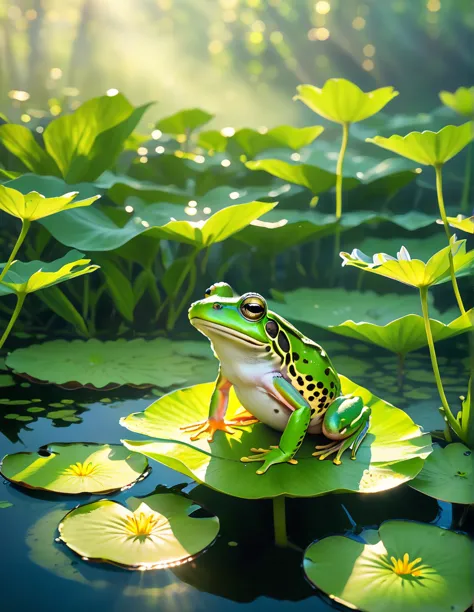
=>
[5,338,217,390]
[270,288,473,354]
[410,443,474,504]
[58,491,219,569]
[0,442,148,494]
[121,377,431,499]
[303,520,472,612]
[0,501,12,509]
[0,374,15,387]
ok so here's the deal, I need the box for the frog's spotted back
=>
[265,311,341,418]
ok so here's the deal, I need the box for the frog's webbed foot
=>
[241,446,298,475]
[180,415,257,442]
[313,440,347,464]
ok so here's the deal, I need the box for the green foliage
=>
[0,93,151,183]
[367,123,474,166]
[0,251,98,296]
[156,108,214,136]
[0,185,99,221]
[295,79,399,124]
[439,86,474,117]
[58,491,219,569]
[121,377,431,499]
[304,521,473,612]
[0,443,148,494]
[341,240,474,289]
[444,214,474,234]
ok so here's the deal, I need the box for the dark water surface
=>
[0,335,470,612]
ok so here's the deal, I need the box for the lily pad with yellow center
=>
[58,491,220,570]
[303,520,473,612]
[0,442,149,494]
[409,443,474,504]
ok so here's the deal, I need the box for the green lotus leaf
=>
[121,377,431,499]
[197,129,228,153]
[0,124,61,176]
[38,197,276,251]
[4,173,102,202]
[295,79,398,124]
[236,209,435,255]
[367,123,474,166]
[0,250,98,296]
[0,94,151,183]
[59,490,219,570]
[156,108,214,136]
[439,87,474,117]
[303,520,473,612]
[269,288,472,354]
[0,442,148,494]
[232,125,324,157]
[101,174,189,205]
[340,238,474,288]
[409,443,474,504]
[443,214,474,234]
[0,501,13,509]
[5,338,217,389]
[246,159,347,194]
[358,234,447,263]
[0,184,99,222]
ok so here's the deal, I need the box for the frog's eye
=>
[240,296,266,321]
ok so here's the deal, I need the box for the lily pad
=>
[58,491,220,569]
[231,125,324,157]
[409,443,474,504]
[295,79,398,124]
[121,377,431,499]
[0,442,149,494]
[0,250,99,296]
[439,87,474,117]
[367,123,474,166]
[269,288,473,354]
[0,501,13,509]
[303,520,472,612]
[340,239,474,288]
[5,338,217,390]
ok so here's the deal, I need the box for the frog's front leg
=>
[241,375,311,475]
[180,368,258,442]
[313,395,371,465]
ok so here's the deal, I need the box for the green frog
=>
[182,282,371,475]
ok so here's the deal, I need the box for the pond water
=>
[0,332,470,612]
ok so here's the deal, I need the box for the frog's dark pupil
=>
[266,320,278,338]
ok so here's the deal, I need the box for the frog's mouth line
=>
[190,318,265,348]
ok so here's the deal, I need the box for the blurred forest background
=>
[1,0,474,129]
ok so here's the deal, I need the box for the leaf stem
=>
[460,141,472,213]
[335,122,349,219]
[273,496,289,548]
[0,293,26,350]
[419,286,460,437]
[0,220,31,282]
[434,164,466,315]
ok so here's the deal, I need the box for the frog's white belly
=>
[233,383,291,431]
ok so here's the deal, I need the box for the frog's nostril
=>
[213,303,223,310]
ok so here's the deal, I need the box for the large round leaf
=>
[5,338,217,390]
[409,443,474,504]
[58,491,219,569]
[0,443,148,494]
[295,79,398,124]
[121,377,431,499]
[269,287,473,354]
[303,520,473,612]
[439,86,474,117]
[367,123,474,166]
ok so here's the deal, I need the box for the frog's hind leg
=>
[313,395,371,465]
